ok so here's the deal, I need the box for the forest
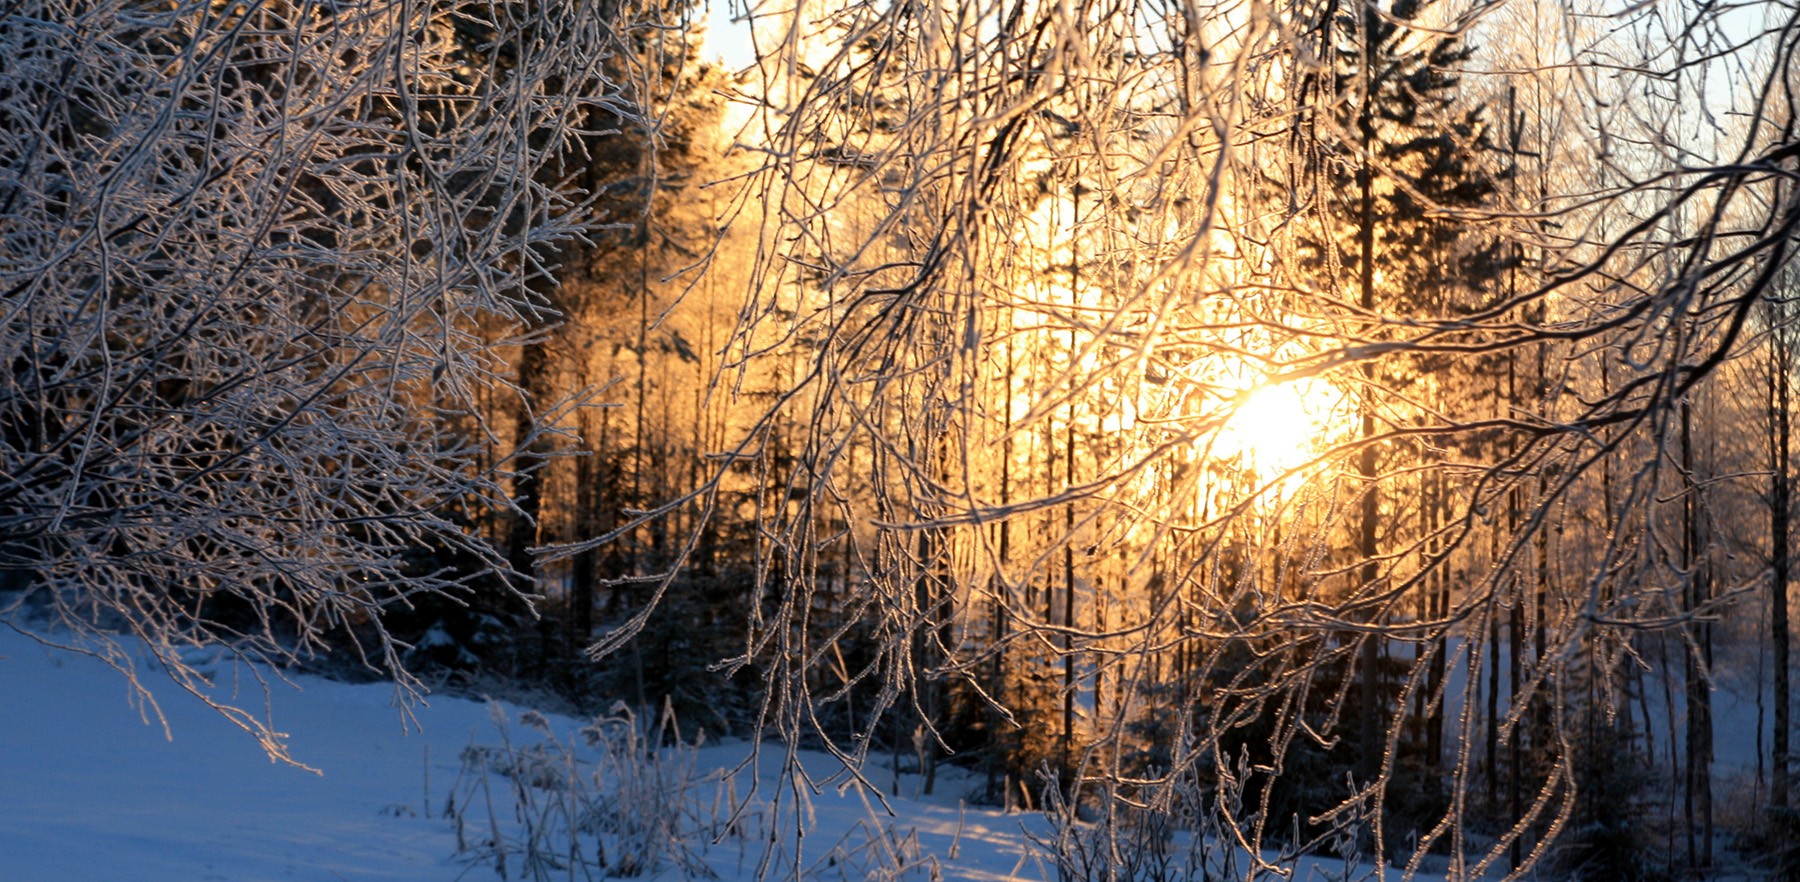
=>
[1,0,1797,876]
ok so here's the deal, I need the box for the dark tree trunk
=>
[1771,321,1792,811]
[510,339,553,674]
[569,407,599,661]
[1061,379,1077,782]
[1681,399,1714,872]
[1354,0,1383,790]
[1429,465,1449,769]
[987,327,1015,806]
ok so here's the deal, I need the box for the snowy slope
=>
[0,626,1044,882]
[0,627,483,881]
[1,627,1435,882]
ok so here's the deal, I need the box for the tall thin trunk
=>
[1354,0,1384,790]
[916,523,943,796]
[627,231,652,711]
[1061,333,1077,782]
[1662,630,1680,869]
[1426,465,1447,768]
[1506,324,1523,870]
[1682,402,1697,871]
[1681,399,1714,871]
[511,339,552,672]
[1771,320,1792,811]
[1501,90,1523,866]
[1410,480,1428,755]
[1533,342,1549,676]
[987,322,1015,805]
[1524,290,1551,868]
[1508,577,1523,870]
[1060,164,1083,785]
[570,405,597,660]
[1043,407,1060,778]
[1486,517,1501,808]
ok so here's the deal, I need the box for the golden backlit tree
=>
[665,0,1800,874]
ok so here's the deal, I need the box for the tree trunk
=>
[1681,399,1714,872]
[570,414,597,656]
[1506,337,1523,870]
[1061,380,1077,782]
[1427,465,1448,769]
[511,338,552,672]
[1354,0,1384,790]
[1487,533,1501,808]
[1771,320,1792,811]
[987,327,1015,806]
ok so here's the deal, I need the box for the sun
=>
[1211,382,1326,478]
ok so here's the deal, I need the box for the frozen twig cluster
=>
[0,0,633,758]
[698,0,1800,874]
[447,703,718,880]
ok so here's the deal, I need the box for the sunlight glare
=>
[1212,382,1321,477]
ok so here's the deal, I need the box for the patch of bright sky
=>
[700,0,764,73]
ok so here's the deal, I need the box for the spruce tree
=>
[1289,0,1510,850]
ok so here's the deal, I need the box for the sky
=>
[701,0,763,73]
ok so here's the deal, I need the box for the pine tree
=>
[1289,0,1509,849]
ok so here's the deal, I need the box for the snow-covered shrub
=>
[803,815,939,882]
[0,0,633,756]
[448,702,718,880]
[1025,760,1233,882]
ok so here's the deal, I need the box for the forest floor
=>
[5,623,1765,882]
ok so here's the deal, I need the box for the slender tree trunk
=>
[510,341,551,580]
[620,207,655,712]
[1772,322,1792,811]
[988,326,1015,806]
[1354,0,1383,790]
[1508,586,1524,870]
[916,526,942,796]
[1427,466,1447,769]
[512,339,552,672]
[1661,630,1679,870]
[1506,342,1523,870]
[571,407,597,660]
[1060,167,1083,786]
[1061,370,1077,782]
[1486,534,1501,807]
[1681,399,1714,872]
[1410,483,1428,756]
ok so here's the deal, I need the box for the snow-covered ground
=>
[0,626,1432,882]
[0,624,1048,882]
[1,627,487,881]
